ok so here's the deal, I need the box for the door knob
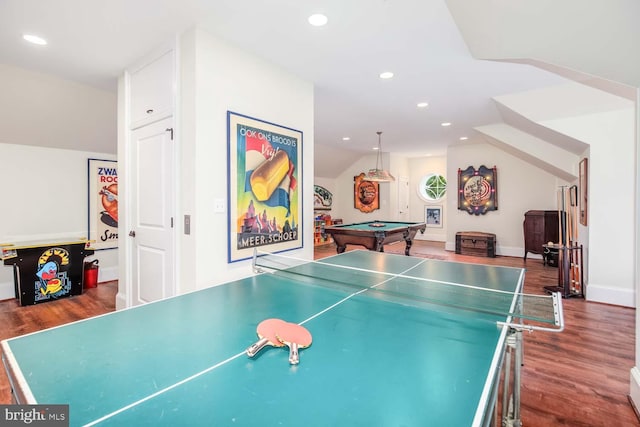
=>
[129,230,136,237]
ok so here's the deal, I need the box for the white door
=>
[130,117,175,305]
[398,176,410,220]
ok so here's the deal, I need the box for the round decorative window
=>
[417,173,447,202]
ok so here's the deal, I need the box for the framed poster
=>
[88,158,118,250]
[314,185,333,210]
[425,205,443,228]
[227,111,303,262]
[579,158,588,226]
[354,173,379,213]
[457,165,498,215]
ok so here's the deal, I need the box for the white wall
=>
[409,156,447,242]
[178,28,314,292]
[0,144,119,299]
[332,152,394,224]
[0,65,118,300]
[542,108,636,306]
[447,142,562,256]
[321,143,561,259]
[0,63,116,153]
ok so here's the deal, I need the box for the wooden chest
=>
[455,231,496,257]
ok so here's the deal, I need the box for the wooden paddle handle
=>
[246,337,269,357]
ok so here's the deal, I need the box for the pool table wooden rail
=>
[324,221,426,255]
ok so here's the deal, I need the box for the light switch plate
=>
[214,198,225,213]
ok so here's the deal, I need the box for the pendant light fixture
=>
[366,131,395,182]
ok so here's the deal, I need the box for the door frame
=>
[117,42,179,309]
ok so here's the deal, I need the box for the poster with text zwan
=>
[88,158,118,250]
[227,111,303,262]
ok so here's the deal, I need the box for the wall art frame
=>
[354,173,379,213]
[457,165,498,215]
[227,111,303,263]
[87,158,118,250]
[579,158,588,226]
[425,205,443,228]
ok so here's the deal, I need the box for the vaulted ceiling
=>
[0,0,637,178]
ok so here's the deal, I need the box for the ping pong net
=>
[253,250,563,333]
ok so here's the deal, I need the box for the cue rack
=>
[544,185,584,298]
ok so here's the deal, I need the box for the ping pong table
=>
[1,250,562,427]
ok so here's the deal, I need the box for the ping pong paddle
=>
[246,318,287,357]
[276,323,313,365]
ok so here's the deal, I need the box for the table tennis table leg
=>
[501,329,523,427]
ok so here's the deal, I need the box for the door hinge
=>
[171,217,174,228]
[166,127,174,140]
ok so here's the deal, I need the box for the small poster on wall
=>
[354,173,379,213]
[88,158,118,250]
[227,111,303,262]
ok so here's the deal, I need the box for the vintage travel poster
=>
[88,158,118,250]
[227,112,303,262]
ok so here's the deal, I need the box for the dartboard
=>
[463,176,491,206]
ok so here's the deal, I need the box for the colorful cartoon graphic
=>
[99,183,118,227]
[34,248,72,301]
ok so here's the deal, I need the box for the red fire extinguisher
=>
[83,259,99,289]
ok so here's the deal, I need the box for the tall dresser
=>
[523,210,559,260]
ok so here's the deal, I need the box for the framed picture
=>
[425,205,443,228]
[579,158,588,226]
[354,173,379,213]
[314,185,332,210]
[227,111,303,262]
[457,165,498,215]
[88,158,118,250]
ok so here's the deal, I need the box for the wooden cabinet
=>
[523,210,559,260]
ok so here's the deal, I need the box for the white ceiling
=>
[0,0,572,174]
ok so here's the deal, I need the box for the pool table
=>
[324,220,426,255]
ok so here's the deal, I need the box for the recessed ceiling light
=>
[417,102,429,108]
[459,136,468,140]
[23,34,47,45]
[342,137,350,141]
[441,122,451,127]
[379,71,394,79]
[373,146,380,150]
[308,14,328,26]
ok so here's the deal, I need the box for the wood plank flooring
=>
[0,241,637,426]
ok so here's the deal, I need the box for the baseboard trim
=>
[444,242,535,260]
[629,367,640,422]
[587,283,635,307]
[98,266,119,283]
[115,291,127,310]
[0,281,15,301]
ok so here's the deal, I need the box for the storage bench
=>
[455,231,496,258]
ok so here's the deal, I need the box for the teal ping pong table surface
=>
[1,250,525,427]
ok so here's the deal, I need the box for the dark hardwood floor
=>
[316,241,639,426]
[0,241,637,426]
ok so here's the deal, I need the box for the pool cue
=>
[570,186,582,295]
[565,187,573,293]
[560,187,570,294]
[556,188,564,289]
[568,187,576,293]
